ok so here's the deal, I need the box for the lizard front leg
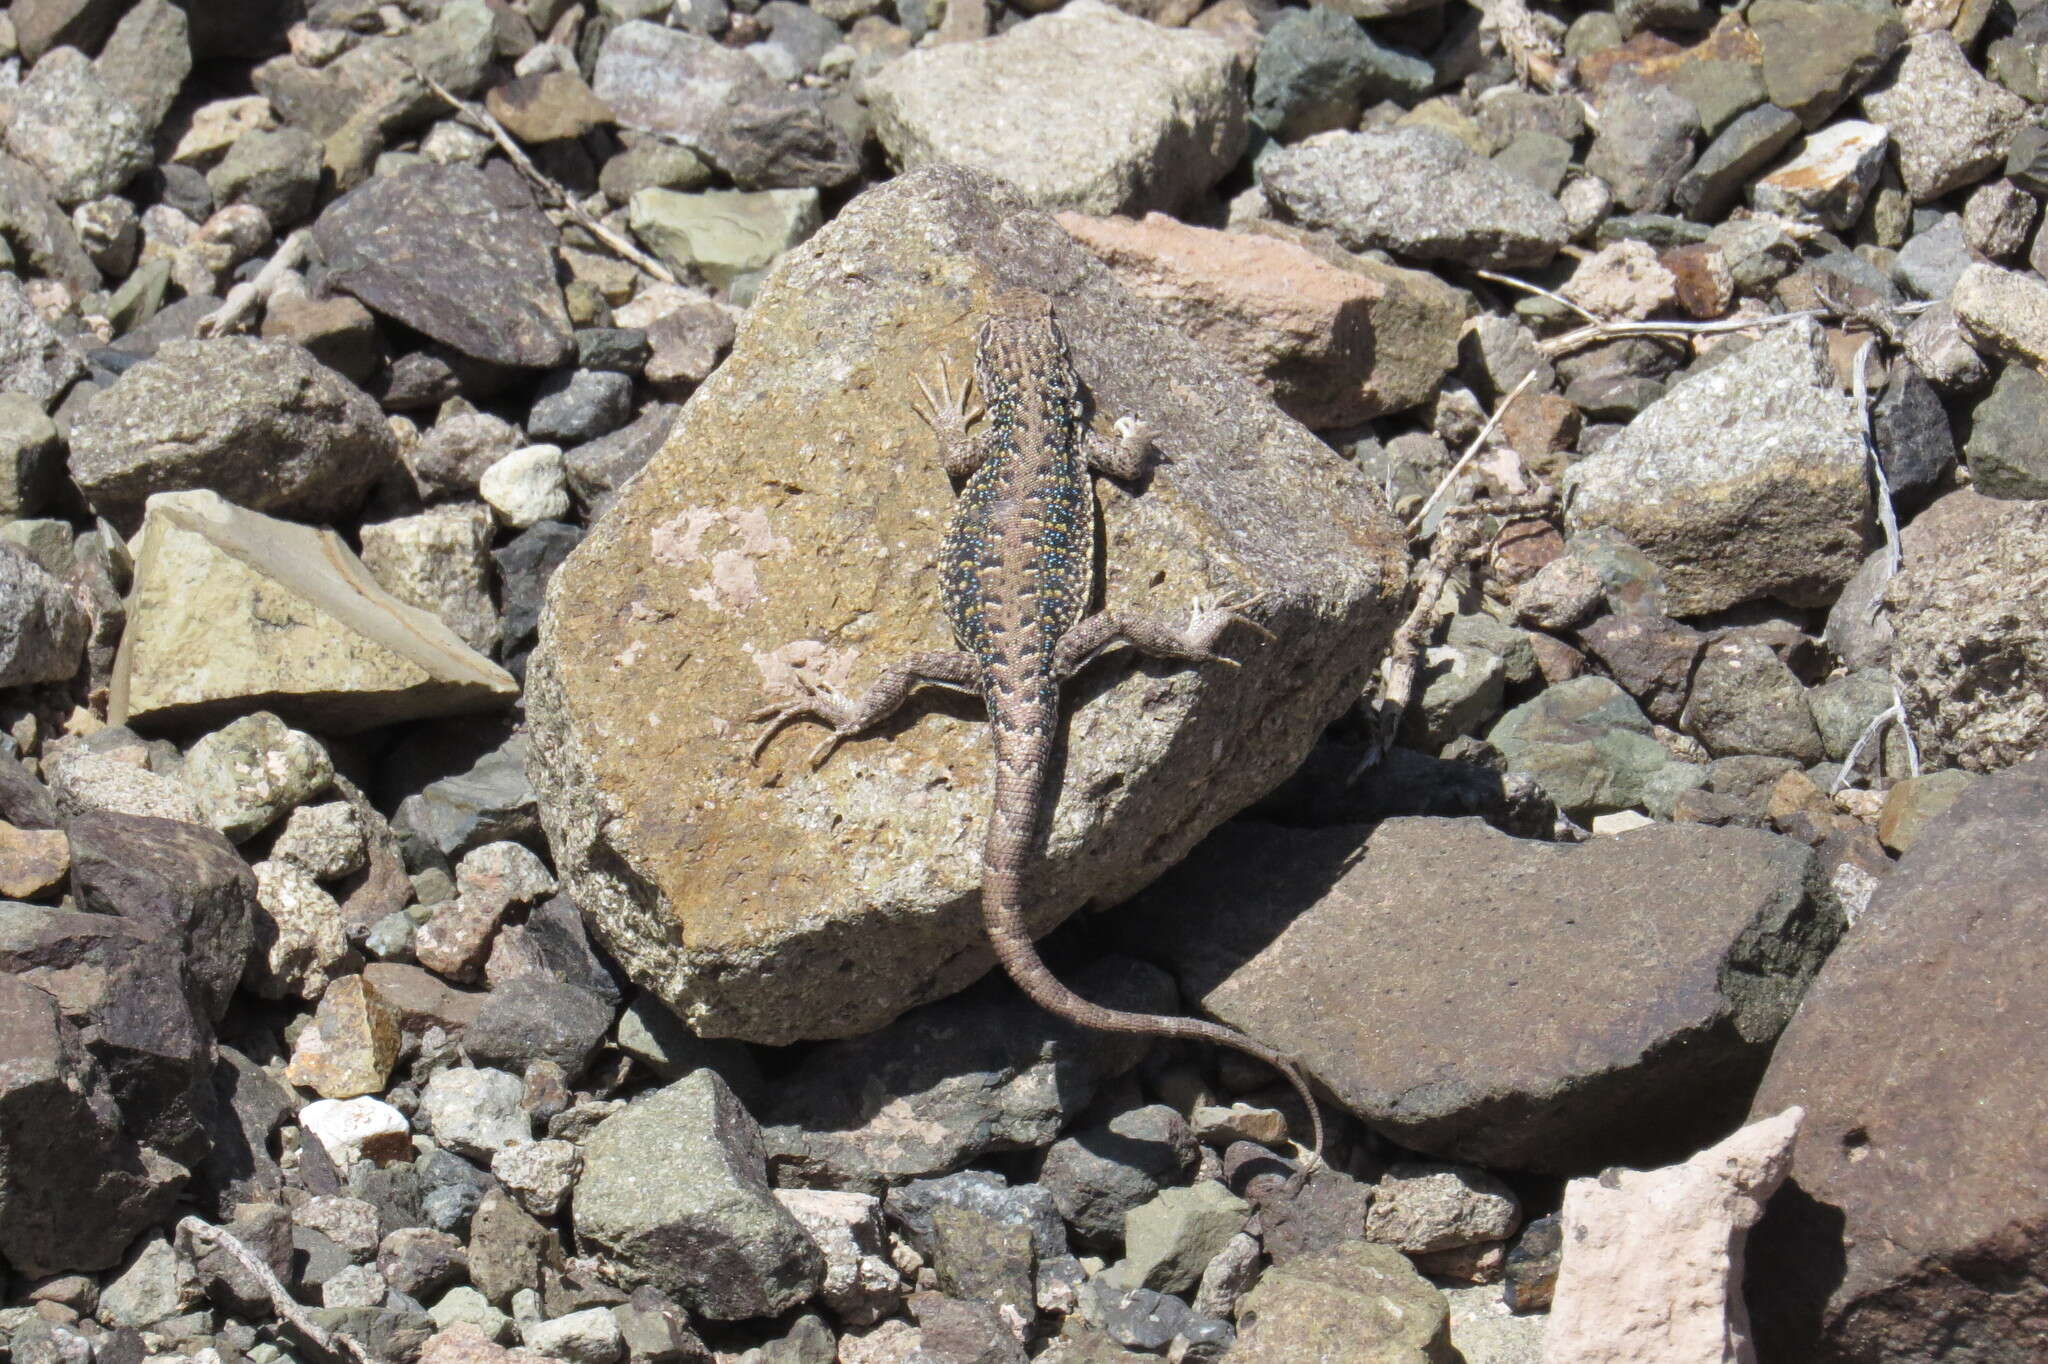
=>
[749,650,981,768]
[912,359,986,480]
[1085,415,1156,482]
[1052,595,1273,680]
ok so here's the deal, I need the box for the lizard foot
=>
[912,358,982,440]
[747,678,860,768]
[1187,590,1275,663]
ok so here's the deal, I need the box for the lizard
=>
[748,289,1325,1163]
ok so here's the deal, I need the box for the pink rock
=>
[1545,1107,1803,1364]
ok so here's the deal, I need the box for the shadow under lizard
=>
[750,290,1324,1163]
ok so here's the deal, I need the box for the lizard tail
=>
[981,731,1326,1162]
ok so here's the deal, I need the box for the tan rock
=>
[1950,261,2048,373]
[1545,1107,1802,1364]
[0,821,69,899]
[483,71,613,145]
[248,857,349,1000]
[527,166,1405,1044]
[111,490,518,734]
[285,974,403,1099]
[1234,1242,1452,1363]
[1560,240,1680,320]
[1057,210,1459,427]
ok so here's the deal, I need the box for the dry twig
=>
[196,229,311,338]
[177,1216,380,1364]
[409,63,679,287]
[1409,369,1539,534]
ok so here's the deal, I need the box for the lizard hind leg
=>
[1052,593,1274,680]
[748,649,982,767]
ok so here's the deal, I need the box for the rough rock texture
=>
[68,337,396,528]
[1260,127,1568,269]
[1547,1108,1801,1364]
[1885,490,2048,772]
[313,162,574,371]
[1112,818,1840,1173]
[1565,319,1871,615]
[576,1071,825,1320]
[1746,754,2048,1363]
[0,541,88,687]
[528,166,1404,1044]
[1234,1242,1452,1363]
[1057,211,1460,429]
[0,271,88,406]
[111,491,518,733]
[864,2,1247,217]
[1859,32,2028,202]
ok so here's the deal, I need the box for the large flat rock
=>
[1110,818,1842,1174]
[1745,753,2048,1361]
[112,491,518,734]
[527,165,1405,1044]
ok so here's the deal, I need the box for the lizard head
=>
[975,290,1077,411]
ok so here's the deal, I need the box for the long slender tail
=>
[982,725,1326,1163]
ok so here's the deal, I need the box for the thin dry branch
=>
[177,1216,380,1364]
[1474,268,1600,325]
[410,63,679,287]
[196,229,311,337]
[1409,369,1539,534]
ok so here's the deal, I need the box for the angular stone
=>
[774,1189,906,1327]
[492,1140,581,1221]
[527,166,1403,1044]
[1750,120,1888,229]
[1234,1243,1451,1364]
[208,127,321,227]
[361,504,500,655]
[1748,754,2048,1357]
[247,858,349,1000]
[1962,362,2048,500]
[112,491,518,734]
[485,70,614,146]
[69,337,395,527]
[627,187,822,290]
[1041,1105,1197,1248]
[1751,0,1903,129]
[301,1096,413,1168]
[1,48,151,204]
[762,957,1172,1190]
[314,162,573,370]
[1549,1108,1799,1363]
[65,810,256,1021]
[1486,675,1671,819]
[1250,6,1431,141]
[1059,211,1460,429]
[286,975,404,1099]
[591,21,856,191]
[1675,103,1803,221]
[464,978,613,1079]
[1261,127,1567,269]
[1565,319,1871,615]
[1115,1182,1248,1296]
[885,1170,1069,1266]
[418,1067,531,1161]
[1951,260,2048,373]
[1681,631,1826,762]
[576,1071,824,1320]
[0,540,87,687]
[0,272,88,410]
[1860,31,2029,202]
[1364,1163,1519,1254]
[1113,818,1840,1173]
[868,3,1243,216]
[1886,489,2048,771]
[1584,80,1700,214]
[467,1186,554,1308]
[182,711,333,843]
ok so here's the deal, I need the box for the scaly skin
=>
[751,291,1324,1163]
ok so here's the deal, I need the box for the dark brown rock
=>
[1577,613,1706,726]
[1113,818,1842,1173]
[65,810,257,1022]
[314,162,574,370]
[468,1187,557,1308]
[1746,753,2048,1362]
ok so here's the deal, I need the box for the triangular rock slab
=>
[1111,818,1842,1173]
[527,164,1406,1045]
[112,490,518,734]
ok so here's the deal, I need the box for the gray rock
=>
[494,521,584,672]
[576,1071,825,1320]
[1364,1162,1519,1254]
[1871,361,1956,501]
[359,504,500,656]
[563,404,675,516]
[408,407,523,501]
[1894,214,1969,301]
[68,337,395,527]
[1114,1182,1248,1297]
[393,732,539,867]
[314,162,574,370]
[1751,0,1903,129]
[1113,818,1841,1173]
[1887,489,2048,771]
[468,1186,554,1309]
[761,959,1175,1190]
[0,149,100,295]
[884,1170,1068,1264]
[1963,178,2038,262]
[0,541,87,687]
[1749,120,1888,230]
[1585,81,1700,214]
[417,1067,531,1160]
[0,270,87,407]
[1860,31,2029,202]
[1565,319,1871,615]
[524,1307,625,1364]
[528,369,634,446]
[1807,667,1897,765]
[378,1228,468,1301]
[865,1,1246,216]
[592,21,857,190]
[208,127,323,228]
[1952,260,2048,374]
[626,186,821,291]
[65,810,257,1022]
[1250,7,1431,141]
[1675,104,1803,221]
[908,1294,1023,1364]
[181,711,334,844]
[1040,1104,1198,1247]
[1681,631,1827,762]
[1093,1284,1190,1353]
[614,990,764,1097]
[92,0,189,134]
[1235,1243,1452,1360]
[1962,361,2048,500]
[930,1203,1036,1320]
[464,978,613,1079]
[1485,675,1671,819]
[0,393,64,517]
[1746,753,2048,1359]
[1,47,151,204]
[773,1189,907,1327]
[1261,127,1567,269]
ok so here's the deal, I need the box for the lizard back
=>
[938,291,1096,729]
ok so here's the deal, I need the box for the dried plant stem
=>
[177,1217,379,1364]
[196,229,311,337]
[1409,369,1539,535]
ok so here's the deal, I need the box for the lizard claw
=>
[912,358,981,434]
